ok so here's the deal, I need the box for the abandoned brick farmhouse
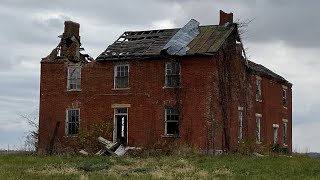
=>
[39,11,292,153]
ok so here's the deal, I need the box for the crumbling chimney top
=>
[64,21,80,39]
[219,10,233,26]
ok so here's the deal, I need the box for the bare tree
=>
[235,18,254,61]
[18,111,38,151]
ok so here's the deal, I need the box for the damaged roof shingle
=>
[96,19,235,61]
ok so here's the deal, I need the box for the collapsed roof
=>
[96,19,235,61]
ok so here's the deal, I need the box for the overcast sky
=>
[0,0,319,152]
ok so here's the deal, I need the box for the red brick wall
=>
[248,75,292,152]
[39,55,224,151]
[39,44,292,153]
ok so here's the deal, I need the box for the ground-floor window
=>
[273,124,279,145]
[238,107,243,141]
[255,113,262,143]
[283,119,288,145]
[165,107,179,135]
[66,109,80,135]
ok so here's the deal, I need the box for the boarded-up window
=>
[165,62,180,87]
[165,107,179,135]
[67,67,81,90]
[115,65,129,88]
[66,109,80,135]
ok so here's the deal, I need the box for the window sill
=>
[112,88,130,90]
[283,144,288,147]
[161,135,180,138]
[67,89,82,92]
[256,99,262,102]
[256,141,262,145]
[283,106,287,109]
[163,86,182,89]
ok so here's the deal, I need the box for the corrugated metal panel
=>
[162,19,200,56]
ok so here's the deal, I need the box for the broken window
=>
[283,120,288,145]
[67,66,81,90]
[114,65,129,88]
[66,109,80,135]
[256,77,262,101]
[165,107,179,135]
[165,62,180,87]
[255,114,262,143]
[238,109,243,141]
[283,88,287,108]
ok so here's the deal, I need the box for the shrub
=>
[78,120,113,153]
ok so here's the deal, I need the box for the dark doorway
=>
[115,115,127,145]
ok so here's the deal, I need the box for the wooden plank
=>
[197,26,219,53]
[207,28,233,52]
[186,26,212,54]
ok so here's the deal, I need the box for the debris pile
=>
[79,137,140,156]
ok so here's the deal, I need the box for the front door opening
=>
[114,108,128,145]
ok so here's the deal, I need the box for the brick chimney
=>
[219,10,233,26]
[61,21,81,60]
[63,21,80,39]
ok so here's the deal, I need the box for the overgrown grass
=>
[0,153,319,179]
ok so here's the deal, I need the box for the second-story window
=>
[256,77,262,101]
[165,62,180,87]
[67,66,81,90]
[114,65,129,89]
[283,88,287,108]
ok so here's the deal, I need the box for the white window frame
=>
[66,108,80,136]
[283,119,288,146]
[255,113,262,144]
[164,107,179,136]
[256,76,262,102]
[282,86,288,108]
[67,66,81,90]
[114,64,129,89]
[165,62,181,88]
[238,107,244,141]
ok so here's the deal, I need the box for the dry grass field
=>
[0,153,319,179]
